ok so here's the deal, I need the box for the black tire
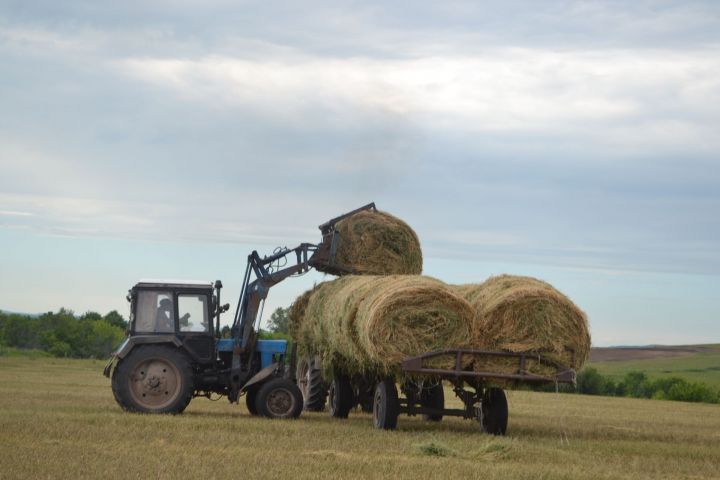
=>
[328,374,354,419]
[373,379,399,430]
[420,383,444,422]
[111,345,194,414]
[245,385,260,416]
[297,356,327,412]
[255,378,303,419]
[479,388,508,435]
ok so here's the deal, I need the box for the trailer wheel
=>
[297,356,327,412]
[255,378,303,419]
[111,345,194,414]
[245,385,259,416]
[479,388,508,435]
[420,383,444,422]
[373,380,399,430]
[328,374,353,418]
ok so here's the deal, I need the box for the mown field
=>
[590,345,720,388]
[1,356,719,480]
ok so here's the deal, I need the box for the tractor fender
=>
[103,335,183,378]
[116,335,182,359]
[241,363,280,393]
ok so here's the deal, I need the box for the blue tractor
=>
[103,203,375,418]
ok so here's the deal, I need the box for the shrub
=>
[577,367,616,396]
[618,371,654,398]
[665,380,718,403]
[0,309,126,359]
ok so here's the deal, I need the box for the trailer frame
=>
[325,348,577,434]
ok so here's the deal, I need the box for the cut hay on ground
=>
[455,275,591,375]
[315,210,423,276]
[290,275,474,376]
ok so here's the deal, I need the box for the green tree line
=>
[0,309,127,358]
[3,306,718,405]
[535,367,720,404]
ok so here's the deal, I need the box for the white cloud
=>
[0,210,34,216]
[0,191,349,246]
[1,6,719,277]
[115,48,720,152]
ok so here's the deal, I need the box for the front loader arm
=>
[227,244,316,401]
[226,202,377,402]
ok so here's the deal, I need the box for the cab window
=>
[178,294,209,333]
[135,291,174,333]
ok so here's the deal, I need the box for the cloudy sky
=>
[1,1,719,346]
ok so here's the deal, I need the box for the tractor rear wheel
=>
[373,379,399,430]
[255,378,303,419]
[111,345,194,414]
[420,383,444,421]
[478,387,508,435]
[328,374,354,418]
[297,356,327,412]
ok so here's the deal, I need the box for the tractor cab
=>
[129,280,215,335]
[123,280,220,364]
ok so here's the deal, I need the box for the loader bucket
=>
[308,202,377,275]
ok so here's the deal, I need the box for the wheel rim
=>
[128,358,182,410]
[266,387,295,417]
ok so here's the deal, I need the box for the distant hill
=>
[589,344,720,388]
[590,344,720,362]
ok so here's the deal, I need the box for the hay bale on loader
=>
[289,275,474,376]
[455,275,590,376]
[314,210,423,276]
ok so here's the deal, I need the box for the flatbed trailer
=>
[312,348,576,434]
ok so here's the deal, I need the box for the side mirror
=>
[221,303,230,313]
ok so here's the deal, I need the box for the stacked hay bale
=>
[313,210,422,276]
[455,275,590,375]
[291,275,474,376]
[288,207,591,381]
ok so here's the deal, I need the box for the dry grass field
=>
[1,355,719,480]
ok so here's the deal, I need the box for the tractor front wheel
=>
[255,378,303,419]
[111,345,194,414]
[245,385,260,416]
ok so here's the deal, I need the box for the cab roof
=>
[133,279,214,290]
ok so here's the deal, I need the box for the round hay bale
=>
[317,210,423,276]
[287,284,319,347]
[456,275,590,375]
[292,275,473,376]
